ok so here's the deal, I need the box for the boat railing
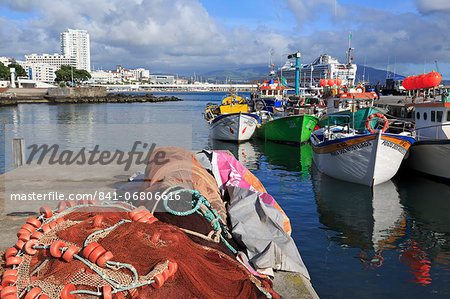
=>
[415,122,450,140]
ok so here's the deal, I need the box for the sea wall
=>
[47,87,106,98]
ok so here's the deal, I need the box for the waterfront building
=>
[89,70,121,84]
[25,63,58,83]
[25,53,76,69]
[60,29,91,71]
[149,75,175,84]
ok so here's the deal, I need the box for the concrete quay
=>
[0,154,318,299]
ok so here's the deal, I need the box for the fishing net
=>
[0,147,279,298]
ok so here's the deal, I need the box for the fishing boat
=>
[317,85,386,131]
[258,114,319,144]
[310,115,415,186]
[205,93,259,142]
[406,95,450,180]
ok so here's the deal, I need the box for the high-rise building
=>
[60,29,91,71]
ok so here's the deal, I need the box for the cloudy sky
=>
[1,0,449,78]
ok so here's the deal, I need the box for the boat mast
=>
[346,32,354,86]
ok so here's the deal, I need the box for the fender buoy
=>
[24,287,42,299]
[365,113,388,133]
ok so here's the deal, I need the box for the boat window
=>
[416,112,420,120]
[448,110,450,121]
[431,111,436,122]
[437,111,443,122]
[268,90,273,96]
[424,112,427,120]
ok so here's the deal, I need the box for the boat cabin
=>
[256,79,286,101]
[414,101,450,140]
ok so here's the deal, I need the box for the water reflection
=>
[254,139,312,174]
[210,139,258,171]
[312,166,450,286]
[312,169,405,252]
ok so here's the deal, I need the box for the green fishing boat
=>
[257,114,319,144]
[317,106,385,131]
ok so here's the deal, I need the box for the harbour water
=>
[1,92,449,298]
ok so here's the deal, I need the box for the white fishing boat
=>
[406,97,450,180]
[205,93,259,142]
[310,116,415,186]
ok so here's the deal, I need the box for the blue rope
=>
[163,189,237,254]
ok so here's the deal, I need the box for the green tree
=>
[55,65,91,84]
[8,63,27,77]
[0,62,10,79]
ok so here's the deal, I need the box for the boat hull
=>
[210,113,259,142]
[406,140,450,180]
[257,114,319,144]
[311,132,414,186]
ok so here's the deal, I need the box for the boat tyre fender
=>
[365,113,388,133]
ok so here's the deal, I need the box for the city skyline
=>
[0,0,449,78]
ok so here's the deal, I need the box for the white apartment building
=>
[25,53,76,68]
[26,64,58,83]
[89,70,121,84]
[61,29,91,71]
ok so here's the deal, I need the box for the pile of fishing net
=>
[0,147,306,298]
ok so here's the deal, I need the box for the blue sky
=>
[0,0,449,78]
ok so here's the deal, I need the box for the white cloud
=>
[416,0,450,15]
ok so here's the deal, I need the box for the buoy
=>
[151,273,165,288]
[0,285,17,298]
[151,232,161,244]
[102,285,112,299]
[50,241,66,258]
[31,231,44,240]
[21,224,36,234]
[1,275,18,287]
[24,240,38,256]
[97,251,114,267]
[39,206,53,218]
[24,287,42,299]
[319,79,327,87]
[57,202,67,213]
[26,218,42,228]
[82,242,100,258]
[60,284,76,299]
[88,246,106,263]
[336,78,342,86]
[4,248,18,259]
[62,245,79,262]
[327,79,335,86]
[5,256,22,267]
[56,217,65,225]
[14,240,26,251]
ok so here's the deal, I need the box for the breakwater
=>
[0,87,182,105]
